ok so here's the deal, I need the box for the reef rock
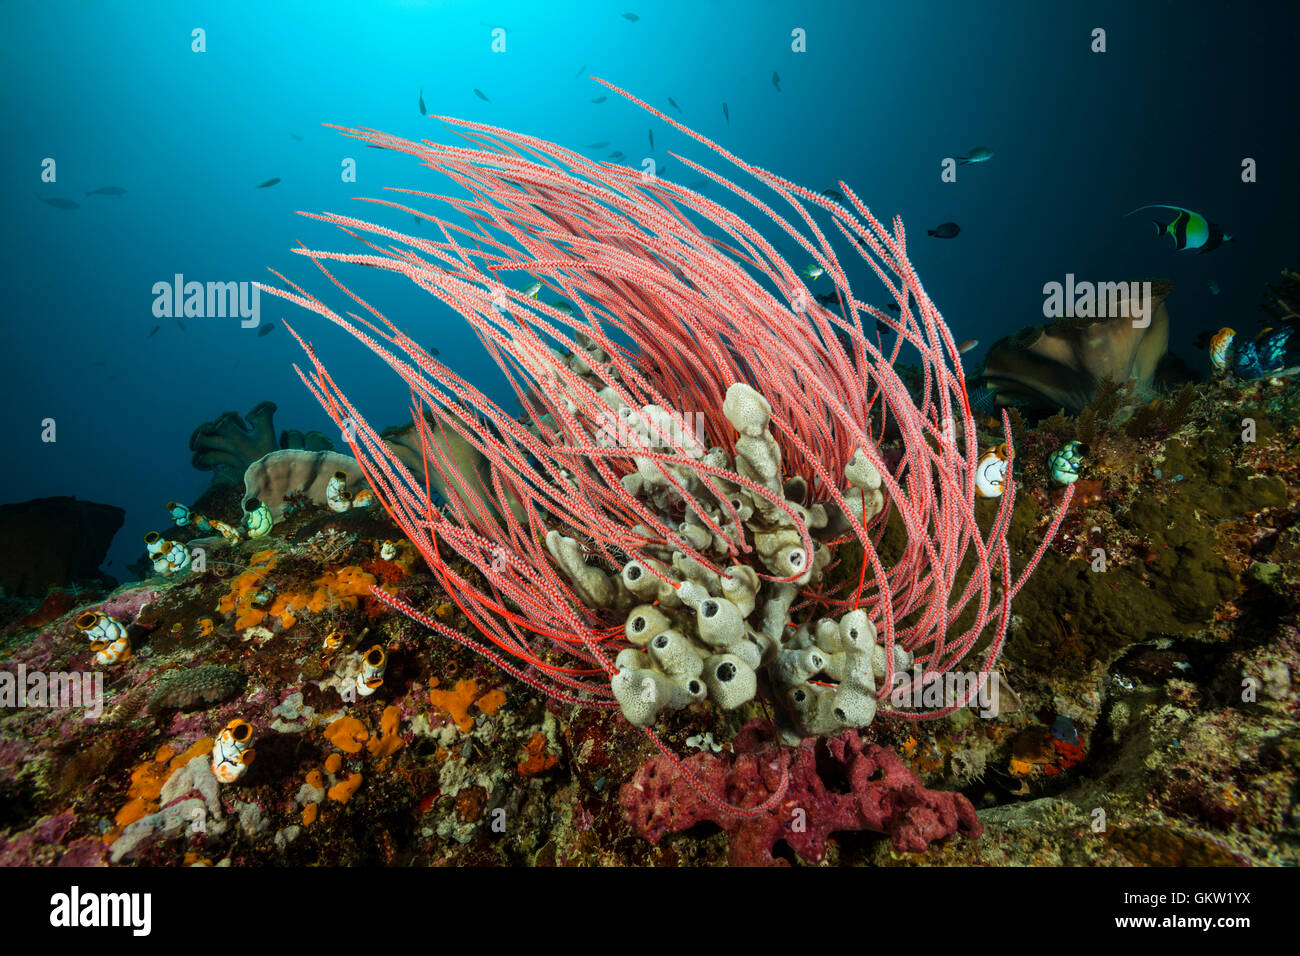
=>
[0,497,123,597]
[620,719,982,865]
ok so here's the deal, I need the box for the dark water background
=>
[2,0,1296,578]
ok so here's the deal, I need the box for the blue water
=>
[2,0,1296,581]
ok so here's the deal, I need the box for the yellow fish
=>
[1209,327,1235,370]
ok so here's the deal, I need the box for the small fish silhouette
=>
[722,102,730,126]
[419,88,426,115]
[622,12,640,21]
[772,71,781,92]
[176,319,187,332]
[290,133,303,141]
[256,177,281,188]
[258,324,274,337]
[575,63,587,78]
[648,129,654,150]
[85,186,126,196]
[957,146,993,166]
[147,325,160,337]
[40,197,78,209]
[928,221,960,238]
[592,95,607,104]
[667,97,681,113]
[474,88,490,102]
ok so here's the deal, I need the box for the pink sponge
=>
[621,720,982,865]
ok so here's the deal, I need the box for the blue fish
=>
[1258,328,1292,371]
[1049,715,1079,746]
[957,146,993,165]
[1234,340,1263,379]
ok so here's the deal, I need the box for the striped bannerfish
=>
[1127,204,1232,253]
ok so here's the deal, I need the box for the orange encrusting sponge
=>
[428,679,506,732]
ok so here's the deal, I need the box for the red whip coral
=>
[258,80,1068,815]
[621,720,982,865]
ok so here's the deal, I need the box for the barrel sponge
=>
[845,449,883,491]
[837,609,876,652]
[647,629,705,680]
[721,382,772,437]
[720,565,759,615]
[831,685,878,729]
[776,647,828,686]
[734,431,783,487]
[612,666,696,727]
[695,595,745,649]
[674,579,710,610]
[753,525,808,579]
[872,644,915,682]
[242,449,370,519]
[703,654,757,710]
[624,604,672,646]
[807,619,836,651]
[620,559,669,602]
[677,520,712,551]
[546,531,621,608]
[785,682,831,729]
